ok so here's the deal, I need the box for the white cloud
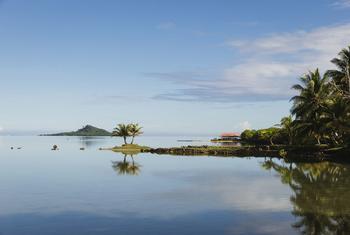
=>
[153,23,350,102]
[237,121,251,131]
[156,22,176,30]
[332,0,350,8]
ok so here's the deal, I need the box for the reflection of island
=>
[112,154,141,175]
[79,136,107,149]
[261,159,350,234]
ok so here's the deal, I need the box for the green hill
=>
[41,125,112,136]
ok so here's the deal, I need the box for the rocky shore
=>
[142,145,350,163]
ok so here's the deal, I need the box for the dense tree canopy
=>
[241,45,350,148]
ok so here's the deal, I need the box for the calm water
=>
[0,136,349,235]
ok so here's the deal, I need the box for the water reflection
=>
[111,153,141,175]
[261,159,350,234]
[78,136,108,149]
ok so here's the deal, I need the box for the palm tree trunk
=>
[131,136,135,144]
[123,136,127,145]
[289,134,293,145]
[316,136,321,145]
[347,65,350,93]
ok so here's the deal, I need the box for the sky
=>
[0,0,350,135]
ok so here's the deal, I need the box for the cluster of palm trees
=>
[242,45,350,147]
[112,123,143,145]
[278,45,350,147]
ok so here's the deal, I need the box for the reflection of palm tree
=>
[260,159,350,234]
[111,154,141,175]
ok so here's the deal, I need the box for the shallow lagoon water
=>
[0,136,349,234]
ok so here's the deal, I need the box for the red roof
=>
[220,132,240,137]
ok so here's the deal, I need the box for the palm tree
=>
[277,115,294,145]
[326,45,350,96]
[323,96,350,145]
[129,123,143,144]
[290,69,330,144]
[112,124,131,144]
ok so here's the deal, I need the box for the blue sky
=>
[1,0,350,135]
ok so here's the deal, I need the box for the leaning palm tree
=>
[326,45,350,96]
[129,123,143,144]
[290,69,330,144]
[112,124,131,144]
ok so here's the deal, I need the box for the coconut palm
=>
[129,123,143,144]
[291,69,330,119]
[323,97,350,145]
[276,115,295,145]
[290,69,330,144]
[112,124,131,144]
[326,45,350,96]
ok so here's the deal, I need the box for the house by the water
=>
[211,132,240,142]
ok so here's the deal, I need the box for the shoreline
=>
[139,145,350,163]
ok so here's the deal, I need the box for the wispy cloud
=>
[236,121,251,131]
[332,0,350,8]
[156,21,176,30]
[151,23,350,103]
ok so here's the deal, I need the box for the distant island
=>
[40,125,112,136]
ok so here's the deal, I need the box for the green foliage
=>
[240,129,257,142]
[243,45,350,149]
[278,149,287,158]
[241,127,287,145]
[112,123,143,144]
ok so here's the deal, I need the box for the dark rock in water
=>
[52,145,58,151]
[10,147,13,150]
[80,147,85,150]
[17,147,22,149]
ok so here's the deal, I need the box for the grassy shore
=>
[111,144,150,154]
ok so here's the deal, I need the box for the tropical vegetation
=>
[241,45,350,150]
[112,123,143,144]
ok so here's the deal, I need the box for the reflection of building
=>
[211,132,240,142]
